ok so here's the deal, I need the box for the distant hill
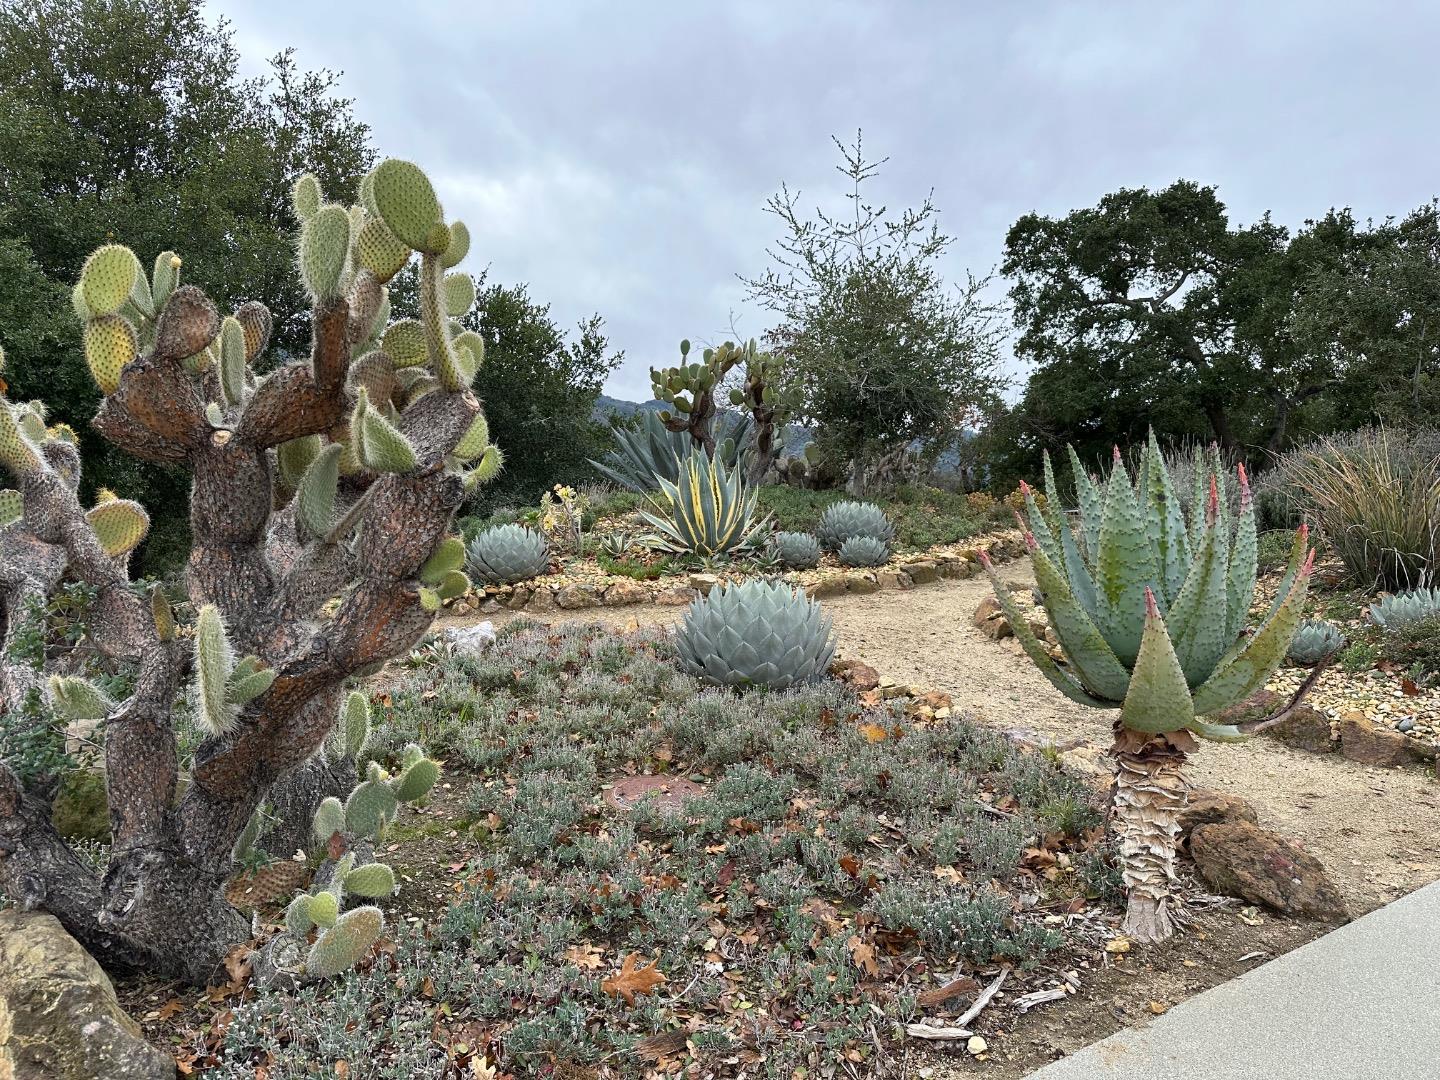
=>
[593,395,666,421]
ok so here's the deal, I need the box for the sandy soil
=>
[444,564,1440,916]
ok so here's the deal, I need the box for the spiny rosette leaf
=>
[83,314,139,395]
[86,498,150,557]
[305,906,383,980]
[370,159,445,253]
[1117,588,1196,735]
[80,244,142,318]
[193,604,236,736]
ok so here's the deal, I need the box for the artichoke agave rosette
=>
[982,435,1315,743]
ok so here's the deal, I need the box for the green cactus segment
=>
[418,255,470,392]
[343,863,396,898]
[193,603,236,736]
[218,316,246,407]
[418,587,441,612]
[83,315,139,395]
[312,796,346,845]
[15,406,45,444]
[342,691,371,759]
[296,442,343,538]
[344,778,399,841]
[277,435,321,492]
[463,444,504,491]
[226,659,276,705]
[0,405,43,477]
[390,756,439,802]
[1118,589,1196,735]
[442,273,476,317]
[353,390,417,473]
[80,245,142,318]
[453,330,485,377]
[381,319,428,367]
[674,580,835,690]
[0,488,21,527]
[441,221,471,269]
[307,889,339,929]
[299,204,351,301]
[452,412,490,462]
[306,905,383,979]
[641,452,766,556]
[354,217,411,283]
[371,159,445,253]
[285,892,316,936]
[292,174,322,221]
[420,536,465,584]
[85,498,150,557]
[150,585,176,641]
[46,675,116,721]
[466,523,549,584]
[152,251,181,310]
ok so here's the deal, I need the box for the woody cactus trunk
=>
[0,158,497,983]
[982,436,1317,942]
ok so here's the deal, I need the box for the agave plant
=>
[772,531,821,570]
[983,435,1314,942]
[640,451,767,556]
[815,500,895,552]
[1368,587,1440,631]
[589,410,752,493]
[1287,619,1346,666]
[674,580,835,689]
[838,535,890,568]
[465,524,550,584]
[599,530,633,558]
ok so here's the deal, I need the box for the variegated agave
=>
[639,451,768,556]
[983,434,1314,943]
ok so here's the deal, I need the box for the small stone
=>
[555,583,602,610]
[1398,717,1416,733]
[525,587,556,613]
[506,585,533,610]
[966,1036,988,1056]
[831,660,881,692]
[902,560,939,584]
[846,573,880,594]
[1105,937,1131,954]
[971,595,1012,640]
[877,570,913,590]
[687,573,720,595]
[602,580,650,606]
[806,574,849,598]
[654,586,698,606]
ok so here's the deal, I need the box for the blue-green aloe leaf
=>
[1091,450,1159,667]
[1166,490,1232,687]
[1028,537,1131,700]
[1118,587,1196,735]
[1021,480,1061,566]
[1226,462,1258,641]
[1144,430,1191,605]
[1068,445,1103,568]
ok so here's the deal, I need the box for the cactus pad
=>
[441,221,471,269]
[420,536,466,584]
[343,863,396,898]
[296,442,343,538]
[452,412,490,462]
[354,218,411,283]
[342,691,371,759]
[0,488,21,527]
[80,245,142,318]
[86,498,150,557]
[307,889,339,929]
[152,250,181,309]
[83,315,139,395]
[442,273,475,317]
[219,316,246,406]
[344,778,399,840]
[371,159,444,253]
[305,906,383,979]
[277,435,321,492]
[299,205,351,301]
[381,319,428,367]
[0,405,44,476]
[292,174,322,221]
[285,892,316,936]
[46,676,115,721]
[193,603,236,736]
[235,301,273,362]
[356,400,417,473]
[312,796,346,845]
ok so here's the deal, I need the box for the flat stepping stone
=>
[603,775,704,812]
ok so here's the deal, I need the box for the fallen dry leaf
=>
[601,952,667,1006]
[858,721,889,743]
[564,942,605,971]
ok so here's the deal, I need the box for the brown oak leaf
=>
[601,952,666,1006]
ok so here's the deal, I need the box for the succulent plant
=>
[1368,587,1440,631]
[771,531,821,569]
[465,524,550,584]
[640,451,767,556]
[650,339,746,458]
[589,410,750,494]
[984,434,1314,943]
[1286,619,1346,666]
[815,501,896,552]
[838,535,890,568]
[599,530,633,558]
[674,580,835,690]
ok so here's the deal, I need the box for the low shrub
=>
[757,483,989,550]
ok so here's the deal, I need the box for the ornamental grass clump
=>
[983,433,1314,942]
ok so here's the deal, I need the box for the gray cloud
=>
[226,0,1440,399]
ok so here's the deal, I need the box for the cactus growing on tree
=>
[727,341,795,485]
[0,157,494,984]
[983,435,1316,942]
[651,339,746,458]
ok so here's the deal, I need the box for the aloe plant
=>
[983,435,1315,942]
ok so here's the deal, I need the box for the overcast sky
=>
[225,1,1440,401]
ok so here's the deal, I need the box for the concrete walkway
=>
[1024,881,1440,1079]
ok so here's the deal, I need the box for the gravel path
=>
[442,566,1440,913]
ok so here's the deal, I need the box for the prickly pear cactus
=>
[650,339,746,457]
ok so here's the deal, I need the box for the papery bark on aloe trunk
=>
[1110,727,1190,943]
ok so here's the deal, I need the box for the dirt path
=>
[442,566,1440,915]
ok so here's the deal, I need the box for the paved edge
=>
[1022,880,1440,1080]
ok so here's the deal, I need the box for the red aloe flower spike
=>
[1112,445,1122,464]
[1236,461,1252,509]
[1301,547,1316,576]
[1299,522,1309,543]
[1012,509,1027,530]
[1019,479,1032,495]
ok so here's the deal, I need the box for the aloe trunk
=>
[1111,729,1189,940]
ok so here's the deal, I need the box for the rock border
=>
[446,531,1029,618]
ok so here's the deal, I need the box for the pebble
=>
[966,1036,988,1056]
[1398,717,1416,732]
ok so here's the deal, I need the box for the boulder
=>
[1266,706,1336,754]
[442,622,496,657]
[901,560,939,584]
[1178,789,1258,841]
[807,575,849,599]
[505,586,533,610]
[830,659,880,692]
[1338,713,1417,767]
[602,581,650,606]
[845,573,880,595]
[877,570,913,590]
[971,596,1012,640]
[525,587,556,613]
[653,586,698,606]
[1189,821,1347,921]
[0,910,175,1079]
[555,583,601,610]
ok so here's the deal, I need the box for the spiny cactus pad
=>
[296,443,343,538]
[0,405,43,476]
[86,499,150,557]
[193,604,236,736]
[441,221,471,269]
[390,756,439,802]
[354,218,411,284]
[299,205,351,301]
[371,159,444,253]
[420,536,466,584]
[46,676,116,721]
[152,251,180,309]
[305,905,383,979]
[452,412,490,462]
[342,862,396,898]
[80,245,142,318]
[342,691,371,759]
[292,174,322,221]
[442,273,476,317]
[0,488,21,527]
[312,796,346,845]
[84,315,139,395]
[381,319,428,367]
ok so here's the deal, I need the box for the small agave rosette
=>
[674,579,835,690]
